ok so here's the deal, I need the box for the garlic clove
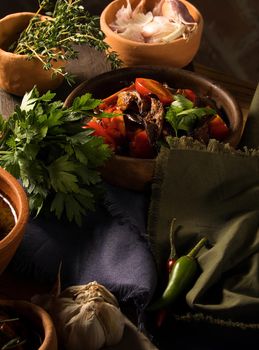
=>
[65,302,106,350]
[94,302,125,346]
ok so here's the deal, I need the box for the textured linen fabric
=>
[148,138,259,323]
[9,183,157,312]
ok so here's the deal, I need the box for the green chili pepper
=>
[156,218,178,328]
[167,218,178,273]
[148,237,207,311]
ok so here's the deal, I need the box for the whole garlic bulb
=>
[32,281,125,350]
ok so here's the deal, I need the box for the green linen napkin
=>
[239,83,259,149]
[148,137,259,323]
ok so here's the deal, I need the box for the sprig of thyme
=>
[0,87,112,226]
[9,0,122,85]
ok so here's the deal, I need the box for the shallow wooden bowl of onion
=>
[64,66,243,191]
[100,0,204,68]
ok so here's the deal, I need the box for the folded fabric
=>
[239,83,259,149]
[148,137,259,323]
[9,183,157,312]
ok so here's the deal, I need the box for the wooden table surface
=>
[0,48,257,301]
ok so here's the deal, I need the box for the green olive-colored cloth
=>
[148,135,259,323]
[239,83,259,150]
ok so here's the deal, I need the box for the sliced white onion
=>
[110,0,190,43]
[148,23,185,43]
[119,25,145,42]
[131,11,153,26]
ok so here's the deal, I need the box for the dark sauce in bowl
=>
[0,193,16,239]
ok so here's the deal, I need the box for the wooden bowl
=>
[0,167,29,274]
[100,0,203,68]
[0,12,65,96]
[0,299,58,350]
[64,66,243,191]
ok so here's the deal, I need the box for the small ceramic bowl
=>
[0,167,29,274]
[0,299,58,350]
[64,66,243,191]
[100,0,204,68]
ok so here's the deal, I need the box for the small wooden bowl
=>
[64,66,243,191]
[0,167,29,274]
[0,12,65,96]
[0,299,58,350]
[100,0,204,68]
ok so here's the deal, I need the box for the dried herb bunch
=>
[9,0,121,84]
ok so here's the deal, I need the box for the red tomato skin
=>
[135,78,173,105]
[209,115,230,141]
[129,130,154,159]
[181,89,197,103]
[85,119,116,149]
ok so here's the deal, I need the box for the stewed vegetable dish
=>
[84,77,230,158]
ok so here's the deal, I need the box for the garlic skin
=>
[58,299,124,350]
[32,281,125,350]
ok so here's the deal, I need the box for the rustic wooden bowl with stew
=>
[64,66,243,191]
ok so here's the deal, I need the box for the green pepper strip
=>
[148,237,207,311]
[156,218,178,327]
[167,218,178,273]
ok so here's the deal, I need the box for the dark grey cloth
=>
[10,183,157,312]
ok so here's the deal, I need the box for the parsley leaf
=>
[165,94,216,136]
[0,87,112,226]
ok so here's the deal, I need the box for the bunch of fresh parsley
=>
[0,87,112,226]
[165,94,215,137]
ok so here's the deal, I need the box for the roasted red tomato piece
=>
[129,129,154,159]
[85,107,126,152]
[85,118,116,150]
[208,115,230,141]
[181,88,197,103]
[102,116,126,143]
[135,78,173,105]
